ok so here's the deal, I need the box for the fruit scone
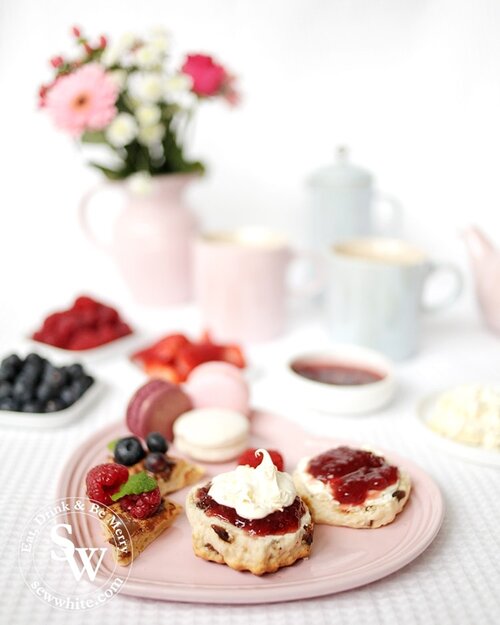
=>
[186,449,314,576]
[293,446,411,528]
[109,432,204,496]
[86,464,182,566]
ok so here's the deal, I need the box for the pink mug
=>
[194,227,323,342]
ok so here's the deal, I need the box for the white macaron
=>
[173,408,250,462]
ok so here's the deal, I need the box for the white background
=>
[2,0,500,339]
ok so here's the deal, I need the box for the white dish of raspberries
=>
[0,352,104,428]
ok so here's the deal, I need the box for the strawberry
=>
[149,334,189,363]
[142,362,181,384]
[237,448,284,471]
[221,345,246,368]
[175,343,224,381]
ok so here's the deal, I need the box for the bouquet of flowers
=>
[38,26,238,180]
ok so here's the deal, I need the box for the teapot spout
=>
[462,225,496,263]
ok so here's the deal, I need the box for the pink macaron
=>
[126,379,192,440]
[183,362,250,415]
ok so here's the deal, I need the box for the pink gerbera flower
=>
[45,63,118,136]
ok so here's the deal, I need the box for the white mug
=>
[325,238,463,360]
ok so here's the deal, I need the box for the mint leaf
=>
[107,439,118,453]
[111,472,157,502]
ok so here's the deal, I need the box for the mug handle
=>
[373,190,403,236]
[421,262,463,313]
[288,250,325,300]
[78,182,114,253]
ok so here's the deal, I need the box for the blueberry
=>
[12,380,33,403]
[0,381,12,399]
[36,382,53,403]
[1,354,22,371]
[25,353,44,367]
[21,400,43,413]
[114,437,146,466]
[67,363,84,379]
[71,375,93,399]
[43,368,65,391]
[44,398,66,412]
[0,397,19,411]
[0,363,17,382]
[146,432,168,454]
[60,386,76,407]
[19,364,41,387]
[144,452,168,473]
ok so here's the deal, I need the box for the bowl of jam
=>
[287,345,395,414]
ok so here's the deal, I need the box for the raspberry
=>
[237,448,284,471]
[73,296,99,311]
[86,463,129,506]
[119,486,161,519]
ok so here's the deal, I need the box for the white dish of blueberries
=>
[0,352,103,428]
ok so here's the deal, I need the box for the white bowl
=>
[416,389,500,467]
[285,344,395,414]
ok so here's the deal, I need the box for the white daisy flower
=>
[128,72,164,103]
[138,123,165,146]
[109,69,127,90]
[164,73,194,107]
[135,104,162,127]
[105,112,138,147]
[101,32,137,67]
[134,44,164,69]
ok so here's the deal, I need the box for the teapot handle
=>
[78,182,114,254]
[372,191,403,237]
[421,262,463,313]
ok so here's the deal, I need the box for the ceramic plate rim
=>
[416,389,500,467]
[57,412,444,604]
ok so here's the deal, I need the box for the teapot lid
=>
[307,146,372,188]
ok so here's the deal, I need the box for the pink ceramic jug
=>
[79,174,197,306]
[463,225,500,333]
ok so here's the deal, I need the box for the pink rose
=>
[181,54,227,96]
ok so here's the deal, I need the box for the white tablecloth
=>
[1,304,499,625]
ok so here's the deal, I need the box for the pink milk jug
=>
[79,173,198,306]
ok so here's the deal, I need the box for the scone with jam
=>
[186,449,313,576]
[293,446,411,528]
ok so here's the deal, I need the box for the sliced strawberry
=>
[149,334,189,363]
[142,362,182,384]
[175,343,224,381]
[199,330,214,344]
[221,345,246,368]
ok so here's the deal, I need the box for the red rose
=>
[182,53,226,96]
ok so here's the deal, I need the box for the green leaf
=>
[81,130,107,144]
[107,439,118,453]
[88,161,128,180]
[111,472,157,502]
